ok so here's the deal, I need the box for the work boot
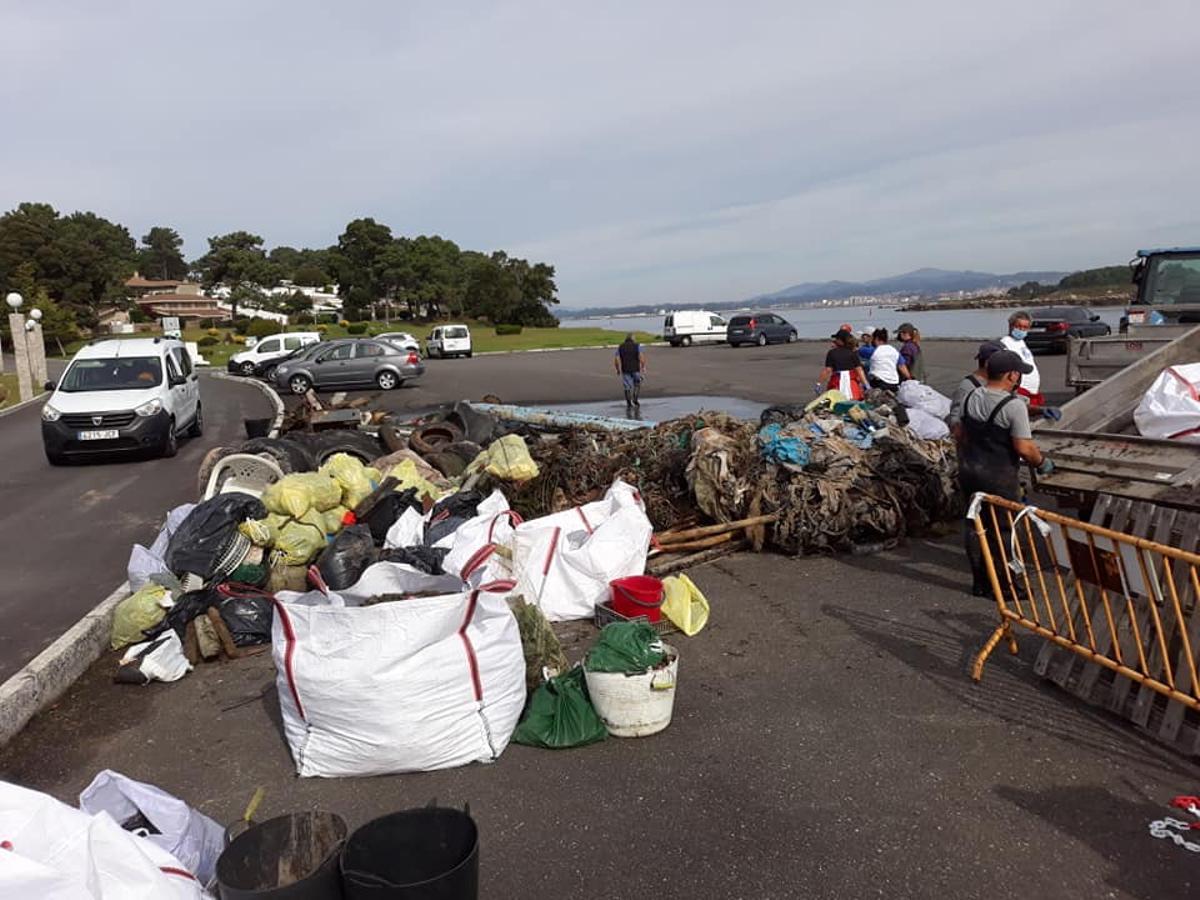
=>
[624,388,633,414]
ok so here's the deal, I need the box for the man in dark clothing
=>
[948,340,1005,440]
[613,334,646,413]
[959,349,1054,595]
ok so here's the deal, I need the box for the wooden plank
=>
[1105,502,1160,716]
[1072,497,1135,703]
[1153,511,1200,745]
[1129,506,1184,728]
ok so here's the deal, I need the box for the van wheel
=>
[288,374,312,395]
[188,403,204,437]
[681,335,692,347]
[239,361,255,376]
[757,333,768,347]
[162,419,178,458]
[787,330,797,343]
[465,351,473,358]
[376,370,400,391]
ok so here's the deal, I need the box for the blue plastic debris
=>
[758,424,811,466]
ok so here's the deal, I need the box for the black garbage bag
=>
[362,488,422,545]
[760,404,809,427]
[217,586,275,646]
[315,525,378,591]
[425,515,467,547]
[431,490,484,521]
[166,494,266,580]
[143,588,221,641]
[378,545,449,575]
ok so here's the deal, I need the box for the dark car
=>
[726,313,797,347]
[272,339,425,394]
[1025,306,1111,353]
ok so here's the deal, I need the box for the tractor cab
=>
[1125,247,1200,332]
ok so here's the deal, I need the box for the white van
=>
[663,310,727,346]
[41,338,201,464]
[228,331,321,376]
[425,324,473,359]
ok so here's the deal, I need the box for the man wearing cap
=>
[816,328,868,399]
[948,340,1005,439]
[959,349,1054,595]
[1000,310,1043,408]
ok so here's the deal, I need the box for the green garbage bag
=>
[584,621,664,675]
[110,584,170,650]
[512,667,607,749]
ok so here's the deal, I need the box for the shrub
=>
[232,334,246,344]
[247,319,282,339]
[197,335,219,347]
[339,319,350,328]
[206,327,220,337]
[346,322,368,335]
[316,324,329,333]
[232,317,251,335]
[495,323,523,336]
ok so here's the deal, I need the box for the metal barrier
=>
[970,493,1200,720]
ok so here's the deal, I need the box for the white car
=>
[664,310,728,346]
[425,324,473,359]
[228,331,321,376]
[376,331,421,353]
[41,338,202,465]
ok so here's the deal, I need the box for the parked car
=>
[41,338,202,464]
[726,313,797,347]
[376,331,421,353]
[272,338,425,394]
[663,310,727,346]
[1025,306,1111,353]
[228,331,320,376]
[425,324,472,358]
[256,341,326,379]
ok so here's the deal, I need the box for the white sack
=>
[383,506,425,550]
[119,632,191,683]
[511,480,653,621]
[271,581,525,777]
[905,407,950,440]
[128,504,195,591]
[896,380,952,420]
[0,780,209,899]
[78,770,224,889]
[1134,363,1200,442]
[442,494,522,584]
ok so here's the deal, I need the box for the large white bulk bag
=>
[896,380,952,419]
[0,780,208,899]
[1135,363,1200,442]
[510,480,653,621]
[271,581,525,777]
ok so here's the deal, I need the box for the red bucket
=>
[609,575,665,623]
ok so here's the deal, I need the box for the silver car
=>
[272,339,425,394]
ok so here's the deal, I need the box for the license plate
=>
[78,429,120,441]
[1129,311,1145,324]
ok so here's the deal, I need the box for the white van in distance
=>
[228,331,321,376]
[663,310,727,346]
[425,324,473,359]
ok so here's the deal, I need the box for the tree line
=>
[1006,265,1130,300]
[0,202,560,339]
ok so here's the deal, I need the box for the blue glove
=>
[1042,407,1062,422]
[1036,457,1055,476]
[813,382,824,396]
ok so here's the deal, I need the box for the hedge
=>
[494,323,523,335]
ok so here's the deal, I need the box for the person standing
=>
[816,329,868,399]
[613,334,646,414]
[896,323,926,382]
[948,340,1005,439]
[999,310,1043,408]
[858,331,875,366]
[958,349,1054,595]
[865,327,908,391]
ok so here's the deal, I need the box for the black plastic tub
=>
[341,806,478,899]
[217,811,347,899]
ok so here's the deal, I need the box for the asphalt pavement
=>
[0,372,273,680]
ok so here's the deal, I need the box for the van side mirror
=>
[170,374,186,387]
[43,380,55,391]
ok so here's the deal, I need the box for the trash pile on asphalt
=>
[106,382,957,780]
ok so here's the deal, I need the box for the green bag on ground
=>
[111,584,169,650]
[512,667,607,749]
[584,621,664,674]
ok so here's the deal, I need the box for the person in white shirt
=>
[866,327,908,390]
[999,310,1044,408]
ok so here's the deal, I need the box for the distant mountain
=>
[558,266,1068,318]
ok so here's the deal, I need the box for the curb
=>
[0,582,129,747]
[209,370,285,437]
[0,390,48,419]
[473,341,670,357]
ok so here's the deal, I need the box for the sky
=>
[1,1,1198,309]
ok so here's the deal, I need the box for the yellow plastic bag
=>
[388,458,442,503]
[239,516,277,547]
[320,453,380,509]
[273,509,329,565]
[660,573,710,636]
[467,434,539,482]
[804,389,847,414]
[110,584,170,650]
[323,506,350,535]
[262,473,341,518]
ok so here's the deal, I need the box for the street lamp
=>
[30,307,42,321]
[5,291,22,310]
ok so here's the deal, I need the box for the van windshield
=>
[59,357,162,392]
[1141,255,1200,306]
[445,327,469,339]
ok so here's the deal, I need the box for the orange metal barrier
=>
[970,493,1200,716]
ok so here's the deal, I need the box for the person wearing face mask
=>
[999,311,1043,409]
[958,349,1054,595]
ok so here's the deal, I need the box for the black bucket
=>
[245,417,273,439]
[341,806,478,899]
[217,811,348,900]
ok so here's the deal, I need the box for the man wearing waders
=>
[959,349,1054,596]
[614,334,646,414]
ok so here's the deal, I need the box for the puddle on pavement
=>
[538,394,764,422]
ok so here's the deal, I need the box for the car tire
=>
[239,361,255,376]
[787,330,797,343]
[756,333,768,347]
[240,436,314,473]
[410,422,465,456]
[311,430,386,466]
[1103,326,1112,335]
[288,374,312,395]
[161,418,178,458]
[260,364,278,381]
[681,335,692,347]
[465,351,472,358]
[376,370,400,391]
[188,403,204,437]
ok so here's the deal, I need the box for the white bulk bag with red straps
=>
[1135,363,1200,443]
[511,480,653,622]
[441,491,522,584]
[271,581,525,777]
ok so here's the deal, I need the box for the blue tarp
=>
[758,423,810,466]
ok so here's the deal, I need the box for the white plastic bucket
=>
[584,644,678,738]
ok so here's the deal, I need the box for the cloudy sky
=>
[2,1,1197,308]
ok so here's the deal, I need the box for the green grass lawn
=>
[55,320,657,367]
[0,372,18,409]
